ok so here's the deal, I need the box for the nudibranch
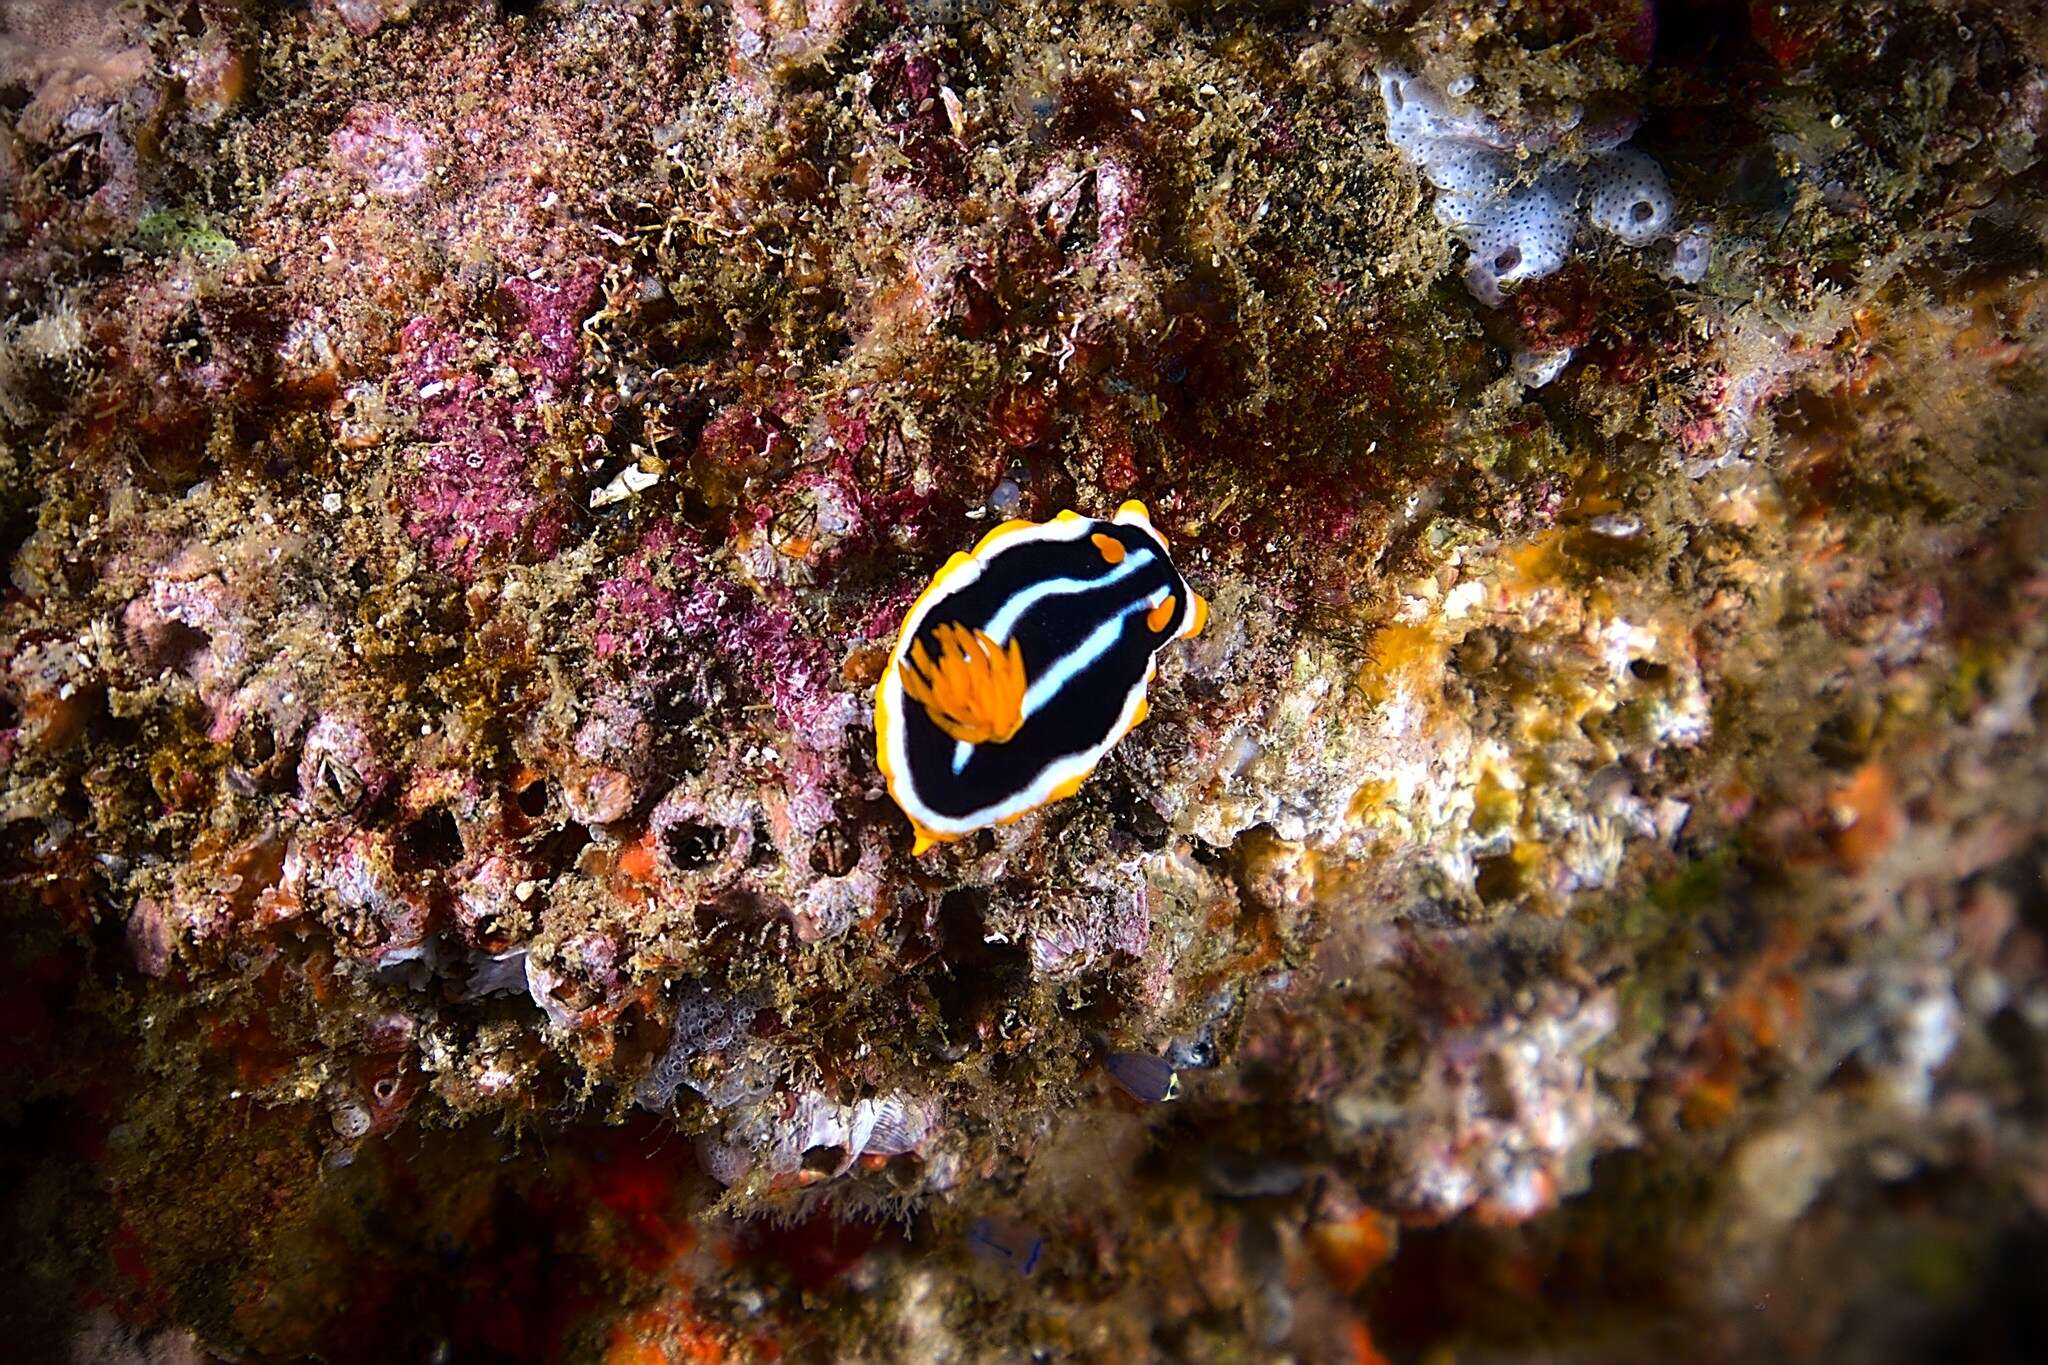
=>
[875,501,1207,854]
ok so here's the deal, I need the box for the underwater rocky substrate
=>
[4,0,2048,1361]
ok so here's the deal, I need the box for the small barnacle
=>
[855,1096,928,1157]
[311,751,365,814]
[1178,1041,1216,1071]
[1666,223,1713,284]
[874,502,1207,853]
[328,1095,372,1141]
[1513,346,1574,388]
[298,713,385,815]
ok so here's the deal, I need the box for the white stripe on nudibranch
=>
[1020,586,1170,721]
[949,577,1166,777]
[982,546,1155,644]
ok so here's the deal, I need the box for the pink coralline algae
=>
[1383,988,1629,1226]
[329,104,434,200]
[721,601,846,742]
[1029,871,1152,977]
[731,0,863,81]
[584,519,849,746]
[498,262,605,394]
[397,316,574,577]
[590,522,738,665]
[319,0,415,40]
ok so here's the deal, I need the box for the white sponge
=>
[1462,167,1579,305]
[1586,148,1675,246]
[1376,67,1681,306]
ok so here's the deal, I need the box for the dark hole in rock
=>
[1824,1051,1873,1093]
[395,807,463,874]
[884,890,937,967]
[1115,799,1170,852]
[1987,1006,2048,1117]
[514,777,549,819]
[1451,629,1503,677]
[55,777,89,828]
[233,721,276,767]
[1061,983,1128,1032]
[360,774,399,823]
[1190,838,1228,868]
[0,497,32,581]
[1650,0,1763,71]
[748,812,777,868]
[690,899,726,937]
[801,1145,845,1176]
[1627,658,1671,683]
[149,620,210,674]
[1203,1150,1307,1201]
[0,692,18,731]
[533,819,592,872]
[0,818,41,872]
[1698,897,1767,960]
[929,889,1028,1038]
[1810,706,1876,770]
[53,136,109,200]
[879,808,919,857]
[665,820,727,871]
[936,889,991,960]
[1477,1053,1519,1120]
[1474,851,1522,904]
[372,1076,400,1104]
[1051,71,1130,147]
[810,823,859,878]
[740,1211,885,1294]
[165,310,213,366]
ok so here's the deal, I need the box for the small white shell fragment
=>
[1513,346,1574,388]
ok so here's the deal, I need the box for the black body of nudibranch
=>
[876,501,1207,853]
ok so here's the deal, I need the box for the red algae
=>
[397,317,573,577]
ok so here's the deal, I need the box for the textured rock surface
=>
[3,1,2048,1360]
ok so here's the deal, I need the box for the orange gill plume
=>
[900,622,1027,746]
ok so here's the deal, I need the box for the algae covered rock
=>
[3,1,2048,1360]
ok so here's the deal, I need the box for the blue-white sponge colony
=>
[1378,68,1680,306]
[1585,147,1675,245]
[1459,168,1580,304]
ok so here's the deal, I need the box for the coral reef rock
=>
[4,1,2048,1361]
